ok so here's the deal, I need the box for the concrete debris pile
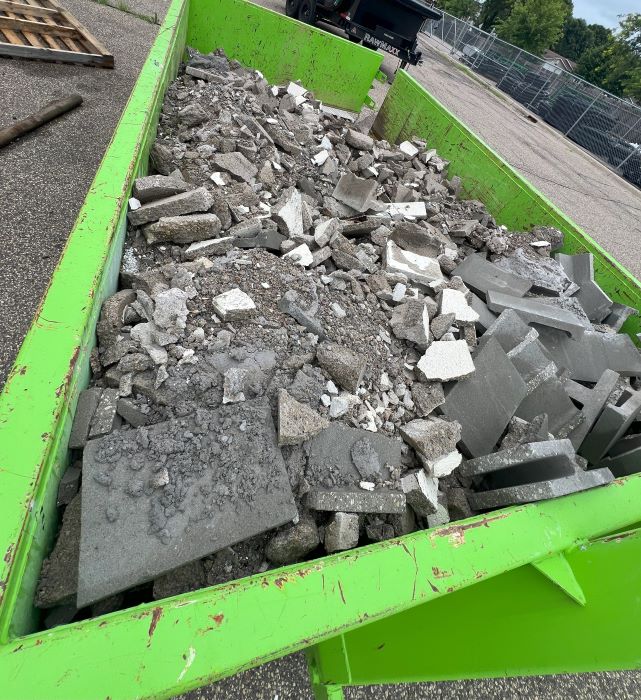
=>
[37,49,641,622]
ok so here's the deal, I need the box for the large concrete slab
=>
[441,337,527,457]
[78,402,297,606]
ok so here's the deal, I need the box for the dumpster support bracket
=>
[532,552,586,606]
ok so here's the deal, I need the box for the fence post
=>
[565,93,600,137]
[496,48,522,89]
[617,144,641,170]
[621,115,641,141]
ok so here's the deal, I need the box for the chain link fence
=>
[421,10,641,189]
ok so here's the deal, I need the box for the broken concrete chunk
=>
[283,243,314,267]
[429,313,455,341]
[57,465,81,507]
[314,218,340,248]
[390,300,430,347]
[211,152,258,183]
[69,387,103,449]
[417,340,475,382]
[555,253,613,322]
[440,288,479,325]
[565,369,619,449]
[278,290,325,338]
[536,327,641,382]
[36,494,81,608]
[116,398,149,428]
[183,236,234,259]
[266,517,319,564]
[346,129,374,151]
[305,423,401,484]
[307,488,406,514]
[78,403,297,606]
[212,288,256,321]
[600,435,641,477]
[486,290,586,340]
[400,470,438,517]
[317,341,366,393]
[131,322,170,365]
[468,468,613,510]
[128,187,214,227]
[143,213,221,245]
[153,288,189,335]
[178,102,207,127]
[132,174,190,204]
[278,389,329,445]
[272,187,303,238]
[399,140,419,158]
[426,451,463,478]
[97,289,137,347]
[384,240,443,286]
[400,417,461,462]
[88,388,119,439]
[453,253,532,300]
[495,248,573,295]
[324,512,360,552]
[579,390,641,465]
[390,221,444,258]
[411,382,445,417]
[441,337,528,458]
[332,172,377,213]
[603,303,637,332]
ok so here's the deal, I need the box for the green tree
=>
[496,0,569,55]
[576,14,641,101]
[553,17,609,61]
[478,0,515,30]
[439,0,481,21]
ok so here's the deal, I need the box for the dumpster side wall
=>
[312,527,641,684]
[374,70,641,339]
[187,0,383,111]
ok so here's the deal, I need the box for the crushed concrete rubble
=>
[37,47,641,622]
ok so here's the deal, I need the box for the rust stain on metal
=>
[41,433,50,442]
[337,580,346,605]
[55,346,81,398]
[601,531,637,543]
[432,513,511,547]
[431,566,452,579]
[427,579,439,593]
[274,577,287,589]
[211,613,224,626]
[147,606,163,646]
[4,543,14,565]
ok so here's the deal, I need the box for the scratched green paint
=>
[1,1,641,697]
[311,528,641,687]
[2,477,641,699]
[374,70,641,340]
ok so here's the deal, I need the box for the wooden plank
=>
[0,4,32,45]
[22,0,71,50]
[0,15,76,37]
[0,1,59,16]
[0,39,111,66]
[5,0,50,49]
[44,0,112,58]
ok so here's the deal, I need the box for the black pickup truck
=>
[286,0,442,68]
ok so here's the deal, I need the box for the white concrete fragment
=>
[384,240,443,286]
[283,243,313,267]
[314,218,340,248]
[331,302,346,318]
[273,187,303,238]
[359,481,375,491]
[319,104,356,121]
[417,340,475,382]
[386,202,427,219]
[287,81,307,98]
[531,240,551,248]
[392,283,407,302]
[128,197,141,211]
[312,150,329,166]
[326,381,339,395]
[211,288,256,321]
[399,141,419,158]
[329,395,350,419]
[440,288,479,324]
[210,172,226,186]
[425,450,463,478]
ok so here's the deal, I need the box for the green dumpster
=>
[1,1,640,698]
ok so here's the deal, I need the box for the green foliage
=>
[553,17,611,61]
[496,0,569,56]
[575,14,641,101]
[439,0,481,21]
[479,0,514,30]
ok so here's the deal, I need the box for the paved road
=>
[0,0,170,387]
[411,37,641,279]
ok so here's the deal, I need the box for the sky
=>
[572,0,637,29]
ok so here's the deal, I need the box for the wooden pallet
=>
[0,0,113,67]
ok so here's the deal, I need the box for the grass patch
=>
[90,0,160,25]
